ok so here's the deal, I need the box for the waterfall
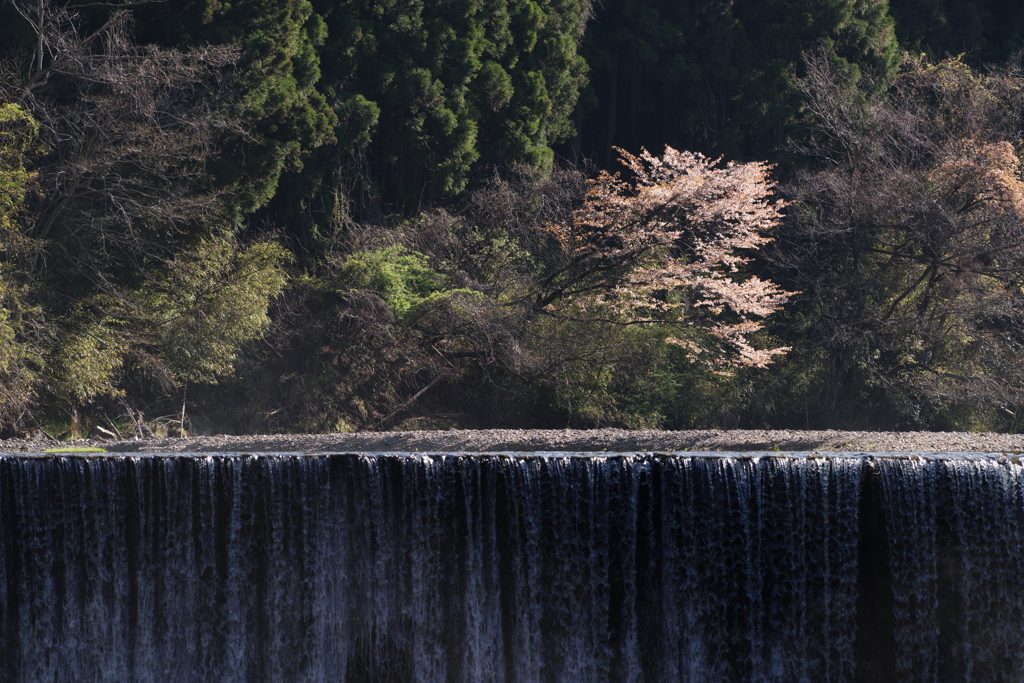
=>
[1,453,1022,682]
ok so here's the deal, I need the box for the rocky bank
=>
[4,428,1024,453]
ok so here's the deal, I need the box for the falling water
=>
[1,452,1022,682]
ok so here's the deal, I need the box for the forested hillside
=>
[1,0,1024,437]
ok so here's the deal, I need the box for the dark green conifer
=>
[311,0,590,214]
[133,0,337,213]
[575,0,899,164]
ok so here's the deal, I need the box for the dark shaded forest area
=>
[2,0,1024,437]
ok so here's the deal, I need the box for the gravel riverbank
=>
[4,428,1023,453]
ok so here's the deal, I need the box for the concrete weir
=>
[2,451,1023,682]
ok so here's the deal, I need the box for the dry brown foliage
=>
[777,49,1024,424]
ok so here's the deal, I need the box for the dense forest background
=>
[3,0,1024,437]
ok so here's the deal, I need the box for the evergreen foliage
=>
[574,0,899,164]
[0,104,37,233]
[311,0,591,212]
[887,0,1024,66]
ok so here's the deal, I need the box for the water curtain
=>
[2,453,1022,682]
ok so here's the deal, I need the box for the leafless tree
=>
[773,48,1024,425]
[2,2,243,275]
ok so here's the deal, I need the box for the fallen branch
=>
[376,371,451,430]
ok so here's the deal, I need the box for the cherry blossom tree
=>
[540,146,792,368]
